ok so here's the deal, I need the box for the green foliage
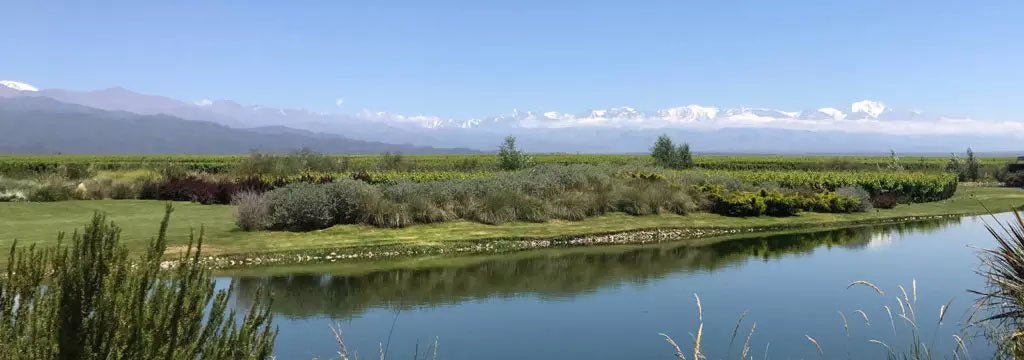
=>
[376,152,408,171]
[0,206,276,359]
[713,191,768,217]
[497,136,532,170]
[702,169,958,203]
[263,183,335,231]
[761,190,801,217]
[60,163,94,180]
[1004,172,1024,188]
[27,181,75,202]
[704,187,867,217]
[233,149,346,177]
[651,135,694,169]
[977,212,1024,358]
[963,147,981,181]
[945,152,963,175]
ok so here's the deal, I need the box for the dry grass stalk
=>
[739,322,757,360]
[884,305,897,336]
[913,279,918,303]
[330,324,351,360]
[729,310,753,349]
[855,309,871,326]
[659,333,687,360]
[848,280,886,296]
[838,311,850,336]
[693,294,704,360]
[869,339,895,357]
[939,298,954,325]
[899,284,917,321]
[805,335,824,357]
[952,334,968,360]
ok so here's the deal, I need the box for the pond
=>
[223,213,1012,359]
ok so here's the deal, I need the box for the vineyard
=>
[0,153,1014,174]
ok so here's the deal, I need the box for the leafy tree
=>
[0,206,276,359]
[498,136,531,170]
[964,147,981,181]
[944,152,963,175]
[651,134,694,169]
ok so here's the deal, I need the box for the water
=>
[223,213,1016,359]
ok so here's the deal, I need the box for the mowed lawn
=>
[2,186,1023,258]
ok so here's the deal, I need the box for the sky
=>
[4,0,1024,120]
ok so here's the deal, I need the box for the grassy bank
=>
[2,186,1023,266]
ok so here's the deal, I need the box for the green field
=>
[3,186,1022,264]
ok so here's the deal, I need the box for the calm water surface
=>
[223,214,1014,359]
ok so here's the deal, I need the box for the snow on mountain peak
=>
[851,100,886,118]
[817,107,846,120]
[0,80,39,92]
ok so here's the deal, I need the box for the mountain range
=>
[1,80,1022,154]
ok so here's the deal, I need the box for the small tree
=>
[651,134,694,169]
[885,149,904,171]
[651,135,675,166]
[964,147,981,181]
[497,136,531,170]
[945,152,963,175]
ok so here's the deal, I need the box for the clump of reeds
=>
[661,280,972,359]
[973,211,1024,358]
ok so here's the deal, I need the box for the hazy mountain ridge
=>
[0,97,474,154]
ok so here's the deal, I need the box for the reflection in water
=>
[233,218,959,319]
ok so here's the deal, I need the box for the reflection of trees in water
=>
[234,218,959,319]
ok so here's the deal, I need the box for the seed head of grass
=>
[848,280,886,296]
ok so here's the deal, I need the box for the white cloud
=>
[851,100,886,118]
[335,98,345,107]
[353,100,1024,136]
[194,99,213,106]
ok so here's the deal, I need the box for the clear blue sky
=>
[5,0,1024,119]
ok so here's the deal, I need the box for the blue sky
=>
[5,0,1024,119]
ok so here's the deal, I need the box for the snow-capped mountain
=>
[0,80,38,92]
[1,80,1021,153]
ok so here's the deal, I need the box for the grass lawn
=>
[2,186,1023,259]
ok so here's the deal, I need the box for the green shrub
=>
[472,190,548,224]
[497,136,532,170]
[1004,171,1024,188]
[547,191,594,220]
[651,134,694,169]
[836,185,872,212]
[28,182,75,202]
[761,190,800,217]
[0,208,276,359]
[60,163,94,180]
[326,179,384,223]
[614,183,664,216]
[263,183,335,231]
[109,181,137,199]
[362,196,413,228]
[713,191,767,217]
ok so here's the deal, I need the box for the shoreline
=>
[4,186,1023,270]
[201,213,963,271]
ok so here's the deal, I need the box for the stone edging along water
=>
[162,213,963,270]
